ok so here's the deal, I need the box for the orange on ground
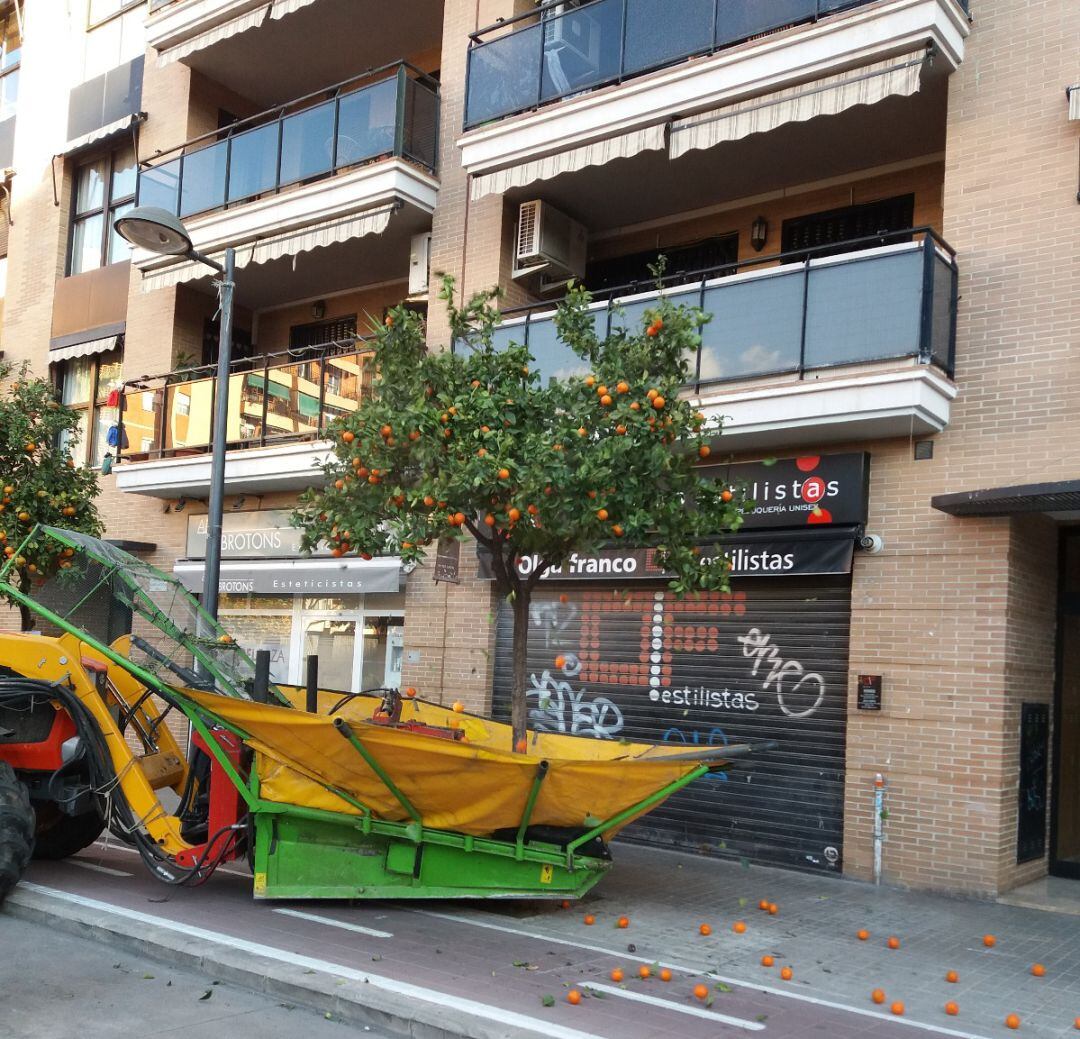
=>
[871,990,886,1005]
[891,1002,905,1016]
[617,916,629,929]
[758,900,769,911]
[887,937,901,950]
[761,956,774,968]
[945,1002,959,1016]
[780,967,793,981]
[857,929,870,941]
[693,983,709,1001]
[699,923,712,936]
[1073,1017,1080,1030]
[733,921,746,934]
[983,934,996,947]
[566,990,581,1006]
[583,914,595,926]
[945,970,958,983]
[1031,964,1046,977]
[638,966,650,979]
[610,968,623,983]
[768,903,778,915]
[1005,1014,1020,1030]
[659,968,672,983]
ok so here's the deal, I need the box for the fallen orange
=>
[887,936,901,950]
[610,968,623,983]
[699,923,712,936]
[857,929,870,941]
[583,914,595,926]
[761,955,774,968]
[659,968,672,982]
[1031,963,1046,977]
[616,916,629,929]
[567,989,581,1006]
[871,989,886,1005]
[638,965,650,979]
[983,934,997,948]
[891,1002,905,1016]
[693,983,709,1001]
[1005,1013,1020,1030]
[945,1002,959,1016]
[945,970,959,983]
[733,921,747,934]
[780,967,793,981]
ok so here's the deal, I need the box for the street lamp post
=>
[114,206,235,622]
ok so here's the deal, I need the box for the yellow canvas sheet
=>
[184,689,722,839]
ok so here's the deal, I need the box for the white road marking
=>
[19,884,604,1039]
[67,860,133,878]
[272,907,392,939]
[585,981,765,1030]
[91,840,250,879]
[413,910,992,1039]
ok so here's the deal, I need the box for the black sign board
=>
[433,537,461,584]
[857,675,882,711]
[1017,702,1049,863]
[700,453,870,530]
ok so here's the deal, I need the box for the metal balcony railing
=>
[137,62,439,221]
[118,339,376,462]
[464,0,969,129]
[463,228,958,390]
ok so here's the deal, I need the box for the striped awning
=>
[156,3,269,67]
[61,112,145,157]
[1069,85,1080,121]
[669,50,927,160]
[270,0,317,19]
[49,333,122,364]
[470,123,666,200]
[139,206,395,293]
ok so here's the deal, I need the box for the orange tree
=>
[0,364,103,629]
[294,277,744,746]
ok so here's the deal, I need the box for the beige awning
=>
[669,51,927,160]
[156,3,269,67]
[49,333,122,364]
[1069,85,1080,121]
[139,206,395,293]
[61,112,145,157]
[270,0,318,19]
[470,123,666,201]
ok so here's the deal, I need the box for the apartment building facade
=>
[0,0,1076,897]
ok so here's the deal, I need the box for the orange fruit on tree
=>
[477,448,487,457]
[693,983,709,1001]
[699,923,712,936]
[887,936,901,950]
[871,989,886,1005]
[638,965,650,979]
[584,375,596,387]
[945,1001,959,1016]
[1005,1014,1020,1030]
[583,914,595,926]
[652,318,664,331]
[577,426,588,437]
[761,955,774,968]
[983,934,996,948]
[659,968,672,982]
[733,921,746,934]
[454,512,466,526]
[380,424,392,438]
[24,442,35,453]
[555,655,566,668]
[452,701,465,713]
[616,381,630,394]
[334,479,345,490]
[484,514,496,527]
[566,989,581,1006]
[617,916,629,929]
[404,687,417,698]
[424,495,436,506]
[630,401,641,411]
[611,524,624,537]
[508,507,521,522]
[610,968,623,983]
[857,929,870,941]
[945,970,958,983]
[596,508,609,521]
[891,1001,904,1016]
[615,425,627,435]
[721,489,734,503]
[652,396,666,409]
[646,388,658,400]
[698,445,711,458]
[645,325,659,338]
[600,394,613,407]
[409,430,420,441]
[527,504,540,516]
[17,512,29,522]
[384,314,394,327]
[1031,963,1046,977]
[780,967,793,981]
[341,430,354,443]
[498,468,510,479]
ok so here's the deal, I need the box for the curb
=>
[3,886,561,1039]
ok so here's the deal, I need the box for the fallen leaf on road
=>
[541,994,555,1007]
[198,990,212,1001]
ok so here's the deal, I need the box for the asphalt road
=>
[1,840,991,1039]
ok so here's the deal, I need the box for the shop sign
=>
[173,559,402,595]
[857,674,883,710]
[480,532,854,582]
[186,510,325,559]
[700,453,869,529]
[433,537,461,584]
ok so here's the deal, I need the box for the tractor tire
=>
[32,808,105,861]
[0,761,34,906]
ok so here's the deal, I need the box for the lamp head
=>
[114,206,194,256]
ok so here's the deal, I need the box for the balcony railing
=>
[464,0,967,129]
[118,340,376,462]
[137,62,439,221]
[466,228,957,389]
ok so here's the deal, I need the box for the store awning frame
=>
[173,555,404,596]
[669,49,929,160]
[932,480,1080,517]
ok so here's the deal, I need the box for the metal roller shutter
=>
[492,576,851,873]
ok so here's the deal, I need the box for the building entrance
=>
[1052,530,1080,877]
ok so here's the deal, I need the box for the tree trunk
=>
[510,586,532,749]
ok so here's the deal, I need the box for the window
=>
[56,349,123,468]
[87,0,142,30]
[0,6,20,122]
[780,195,916,259]
[68,144,137,275]
[289,315,358,350]
[584,234,739,293]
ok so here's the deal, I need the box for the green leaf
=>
[541,994,555,1008]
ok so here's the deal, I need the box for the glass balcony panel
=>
[322,352,372,428]
[231,371,264,443]
[260,362,320,441]
[138,155,180,214]
[715,0,817,47]
[164,378,213,452]
[930,251,955,372]
[624,0,715,76]
[122,388,161,457]
[698,270,804,383]
[465,21,543,127]
[523,313,591,382]
[335,78,398,169]
[540,0,623,103]
[803,249,922,367]
[401,76,438,170]
[227,121,279,203]
[179,140,227,218]
[278,99,336,187]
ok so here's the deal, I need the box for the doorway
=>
[1052,529,1080,876]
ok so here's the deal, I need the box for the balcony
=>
[115,341,374,498]
[480,229,958,448]
[130,64,438,297]
[459,0,968,185]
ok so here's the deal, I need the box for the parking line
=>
[272,907,392,939]
[67,860,133,878]
[584,981,765,1030]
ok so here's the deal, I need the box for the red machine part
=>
[174,727,246,870]
[1,707,77,771]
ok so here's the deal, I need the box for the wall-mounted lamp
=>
[312,299,327,320]
[750,216,768,253]
[173,497,187,513]
[231,496,246,511]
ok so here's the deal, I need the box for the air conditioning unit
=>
[544,2,600,69]
[514,200,587,282]
[408,231,431,296]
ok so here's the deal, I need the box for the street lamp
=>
[115,206,236,624]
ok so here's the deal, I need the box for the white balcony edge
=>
[458,0,969,176]
[115,440,334,498]
[697,366,957,449]
[132,160,439,273]
[147,0,270,53]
